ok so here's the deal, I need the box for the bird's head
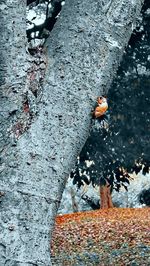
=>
[97,96,107,104]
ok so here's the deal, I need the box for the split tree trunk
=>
[0,0,143,265]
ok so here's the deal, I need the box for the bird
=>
[92,96,108,118]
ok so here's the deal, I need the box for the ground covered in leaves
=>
[51,208,150,266]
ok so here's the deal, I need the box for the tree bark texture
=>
[100,183,114,209]
[0,0,143,265]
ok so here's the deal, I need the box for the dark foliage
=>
[139,188,150,206]
[27,0,38,6]
[81,194,100,210]
[27,0,63,42]
[71,0,150,191]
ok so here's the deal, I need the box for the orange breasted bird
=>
[92,96,108,118]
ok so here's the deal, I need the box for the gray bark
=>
[0,0,143,265]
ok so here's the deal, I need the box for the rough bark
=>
[100,183,114,209]
[0,0,143,265]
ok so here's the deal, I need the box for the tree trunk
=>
[0,0,143,265]
[100,182,114,209]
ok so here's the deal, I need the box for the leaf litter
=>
[51,208,150,266]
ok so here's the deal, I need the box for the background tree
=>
[71,0,150,209]
[0,0,144,265]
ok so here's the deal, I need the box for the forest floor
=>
[51,208,150,266]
